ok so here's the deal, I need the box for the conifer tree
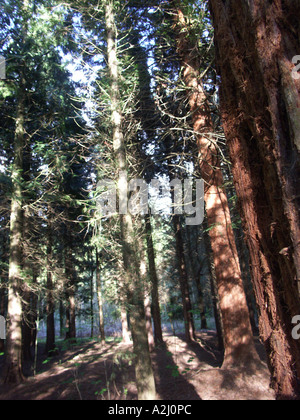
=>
[0,0,84,382]
[103,0,156,399]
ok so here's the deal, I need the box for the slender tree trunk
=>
[145,215,163,346]
[90,274,94,339]
[203,219,224,352]
[2,87,26,384]
[173,215,195,342]
[194,275,207,330]
[209,0,300,399]
[95,249,105,343]
[21,147,33,362]
[104,0,156,400]
[22,286,32,362]
[139,231,155,352]
[186,225,208,330]
[174,5,258,368]
[90,256,94,339]
[144,294,155,352]
[126,27,164,347]
[30,271,38,355]
[120,307,131,343]
[59,300,64,339]
[45,209,55,354]
[65,246,76,341]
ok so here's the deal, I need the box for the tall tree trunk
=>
[173,215,195,342]
[138,230,155,352]
[145,215,164,345]
[120,307,131,343]
[45,209,56,354]
[90,273,94,339]
[203,218,224,351]
[174,6,259,368]
[21,145,33,362]
[186,225,208,330]
[2,86,26,384]
[127,27,164,347]
[65,245,76,341]
[90,253,94,339]
[59,300,64,339]
[104,0,156,400]
[95,249,105,343]
[209,0,300,399]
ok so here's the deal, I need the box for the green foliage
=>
[0,1,244,381]
[166,363,180,378]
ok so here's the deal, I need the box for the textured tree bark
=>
[2,87,26,384]
[105,0,156,400]
[209,0,300,399]
[174,6,259,368]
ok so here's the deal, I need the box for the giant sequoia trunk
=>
[105,0,156,400]
[174,6,259,368]
[209,0,300,399]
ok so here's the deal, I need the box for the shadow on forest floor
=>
[0,331,275,400]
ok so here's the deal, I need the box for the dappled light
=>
[0,0,299,402]
[0,332,274,400]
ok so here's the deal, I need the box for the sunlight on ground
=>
[0,333,275,400]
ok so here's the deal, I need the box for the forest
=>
[0,0,299,402]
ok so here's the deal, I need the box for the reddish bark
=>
[174,6,259,368]
[209,0,300,399]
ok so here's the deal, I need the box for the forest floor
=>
[0,331,275,400]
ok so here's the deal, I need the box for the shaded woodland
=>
[0,0,299,401]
